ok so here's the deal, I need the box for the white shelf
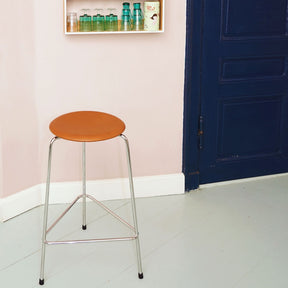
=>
[64,0,165,35]
[65,30,164,35]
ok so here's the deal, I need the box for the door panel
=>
[223,0,287,37]
[221,57,286,80]
[183,0,288,189]
[217,97,282,158]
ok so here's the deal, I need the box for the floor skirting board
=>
[0,173,185,222]
[200,172,288,188]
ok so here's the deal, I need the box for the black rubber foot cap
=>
[82,225,87,230]
[138,273,144,279]
[39,279,44,285]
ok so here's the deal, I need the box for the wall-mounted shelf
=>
[64,0,165,35]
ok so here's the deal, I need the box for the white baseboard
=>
[0,173,185,222]
[200,172,288,189]
[0,184,42,222]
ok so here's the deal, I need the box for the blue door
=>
[183,0,288,190]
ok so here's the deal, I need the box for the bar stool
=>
[39,111,143,285]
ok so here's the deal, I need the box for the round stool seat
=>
[49,111,126,142]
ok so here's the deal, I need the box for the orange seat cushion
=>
[49,111,126,142]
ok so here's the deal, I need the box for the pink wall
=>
[0,0,40,198]
[1,0,186,197]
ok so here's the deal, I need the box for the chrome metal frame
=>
[39,134,143,285]
[82,142,87,230]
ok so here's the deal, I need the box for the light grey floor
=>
[1,174,288,288]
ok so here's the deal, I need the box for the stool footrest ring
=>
[45,235,138,245]
[46,194,136,237]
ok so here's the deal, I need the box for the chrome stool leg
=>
[39,137,58,285]
[39,135,144,285]
[120,134,144,279]
[82,142,87,230]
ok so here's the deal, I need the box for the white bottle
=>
[144,1,160,31]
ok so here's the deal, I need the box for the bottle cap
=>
[84,15,91,21]
[133,3,141,9]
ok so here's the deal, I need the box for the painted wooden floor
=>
[1,174,288,287]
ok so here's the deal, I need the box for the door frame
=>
[183,0,203,191]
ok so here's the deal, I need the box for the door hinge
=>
[198,115,204,150]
